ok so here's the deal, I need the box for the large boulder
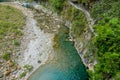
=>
[7,60,14,67]
[4,70,11,76]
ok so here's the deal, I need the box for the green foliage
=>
[2,52,10,61]
[62,3,88,38]
[72,11,87,37]
[91,0,120,20]
[49,0,65,12]
[92,52,120,80]
[53,25,69,48]
[23,64,33,72]
[90,1,120,79]
[71,9,88,37]
[92,18,120,79]
[94,18,120,54]
[13,39,21,46]
[20,72,26,78]
[87,70,94,80]
[0,4,25,59]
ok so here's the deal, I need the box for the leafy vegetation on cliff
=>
[48,0,65,12]
[61,2,88,38]
[89,0,120,79]
[38,0,120,79]
[0,4,25,60]
[47,0,88,38]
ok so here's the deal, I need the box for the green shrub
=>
[23,64,33,72]
[91,0,120,20]
[91,16,120,80]
[90,0,120,80]
[71,8,88,37]
[20,72,26,78]
[53,25,69,48]
[62,3,88,38]
[13,39,21,46]
[2,52,10,61]
[89,1,120,79]
[49,0,66,12]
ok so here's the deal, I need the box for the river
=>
[28,26,88,80]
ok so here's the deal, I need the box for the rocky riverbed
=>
[0,2,62,80]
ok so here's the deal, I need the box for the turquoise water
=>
[28,26,88,80]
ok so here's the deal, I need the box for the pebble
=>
[7,60,14,67]
[0,73,3,78]
[17,65,21,70]
[11,67,17,72]
[0,60,4,63]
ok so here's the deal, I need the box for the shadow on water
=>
[28,26,88,80]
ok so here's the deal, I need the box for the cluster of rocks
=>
[72,31,95,71]
[34,5,63,33]
[0,60,21,80]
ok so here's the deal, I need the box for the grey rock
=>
[0,78,3,80]
[0,72,3,78]
[0,60,4,63]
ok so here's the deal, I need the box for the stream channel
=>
[28,26,88,80]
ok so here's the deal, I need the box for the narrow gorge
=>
[0,0,120,80]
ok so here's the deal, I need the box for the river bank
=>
[38,1,96,71]
[1,3,56,80]
[28,25,88,80]
[13,3,55,80]
[0,2,89,80]
[68,1,96,71]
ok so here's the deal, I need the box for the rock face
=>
[67,1,96,71]
[70,27,95,70]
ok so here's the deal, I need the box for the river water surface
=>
[28,26,88,80]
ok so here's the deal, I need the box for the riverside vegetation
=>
[0,4,25,60]
[29,25,88,80]
[0,0,120,80]
[89,0,120,79]
[40,0,120,80]
[0,4,25,79]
